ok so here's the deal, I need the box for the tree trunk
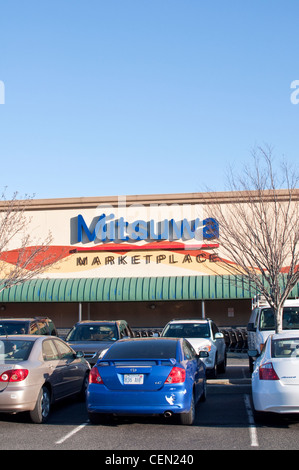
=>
[275,305,283,334]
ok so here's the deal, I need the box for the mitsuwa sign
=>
[75,198,219,246]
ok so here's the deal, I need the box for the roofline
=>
[1,189,298,211]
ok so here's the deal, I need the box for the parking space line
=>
[244,394,259,447]
[55,422,89,445]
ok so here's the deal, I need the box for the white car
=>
[161,319,226,377]
[250,331,299,419]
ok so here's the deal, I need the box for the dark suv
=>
[66,320,134,365]
[0,317,58,336]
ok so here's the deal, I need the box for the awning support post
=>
[201,300,205,319]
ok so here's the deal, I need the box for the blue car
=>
[86,337,207,425]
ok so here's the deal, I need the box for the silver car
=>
[0,335,90,423]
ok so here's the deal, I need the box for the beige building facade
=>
[0,191,297,330]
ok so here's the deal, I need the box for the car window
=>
[272,337,299,358]
[37,320,49,335]
[0,339,33,363]
[42,340,59,361]
[183,340,196,360]
[259,307,299,331]
[104,340,178,360]
[162,323,210,338]
[66,324,118,341]
[29,321,40,335]
[0,321,28,335]
[211,322,219,337]
[54,340,75,360]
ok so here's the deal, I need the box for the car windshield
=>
[259,307,299,331]
[272,337,299,358]
[0,339,33,363]
[162,323,210,338]
[0,322,28,335]
[66,324,118,342]
[103,340,177,360]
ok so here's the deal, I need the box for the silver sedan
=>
[0,335,90,423]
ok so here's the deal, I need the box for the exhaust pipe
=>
[164,411,172,418]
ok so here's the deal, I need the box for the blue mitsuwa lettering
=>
[76,214,219,243]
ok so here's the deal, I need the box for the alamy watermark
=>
[290,80,299,105]
[0,81,4,104]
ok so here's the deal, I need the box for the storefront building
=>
[0,191,297,330]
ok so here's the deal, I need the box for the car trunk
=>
[97,359,175,391]
[273,359,299,385]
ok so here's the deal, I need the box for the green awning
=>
[0,276,297,303]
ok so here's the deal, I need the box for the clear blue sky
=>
[0,0,298,200]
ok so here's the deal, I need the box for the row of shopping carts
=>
[219,327,248,352]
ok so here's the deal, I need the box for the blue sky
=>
[0,0,298,200]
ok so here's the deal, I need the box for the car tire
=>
[78,372,89,401]
[210,356,218,378]
[199,379,207,402]
[218,352,227,374]
[179,393,195,425]
[29,385,51,424]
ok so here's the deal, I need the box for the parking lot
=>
[1,352,299,452]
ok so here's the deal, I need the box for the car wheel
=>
[218,352,227,374]
[78,372,89,401]
[29,385,51,424]
[210,356,218,378]
[179,393,195,425]
[199,379,207,402]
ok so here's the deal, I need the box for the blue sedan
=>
[86,337,207,425]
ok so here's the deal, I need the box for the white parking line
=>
[55,422,89,445]
[244,394,259,447]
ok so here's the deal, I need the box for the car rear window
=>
[272,337,299,358]
[103,340,178,360]
[0,322,29,335]
[0,339,34,363]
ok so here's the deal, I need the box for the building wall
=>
[0,298,252,329]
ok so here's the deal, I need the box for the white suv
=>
[161,318,227,377]
[247,299,299,372]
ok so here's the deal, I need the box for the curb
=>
[207,378,251,385]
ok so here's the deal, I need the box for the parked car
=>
[0,335,90,423]
[0,317,58,336]
[66,320,134,365]
[247,299,299,372]
[249,331,299,420]
[87,337,208,425]
[161,318,226,377]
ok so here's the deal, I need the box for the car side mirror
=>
[75,351,84,358]
[248,349,259,358]
[198,350,209,358]
[215,332,224,339]
[247,323,256,332]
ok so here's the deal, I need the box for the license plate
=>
[124,374,144,384]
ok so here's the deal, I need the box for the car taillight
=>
[89,367,104,384]
[165,367,186,384]
[0,369,29,382]
[259,362,279,380]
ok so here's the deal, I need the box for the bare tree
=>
[202,146,299,333]
[0,190,64,293]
